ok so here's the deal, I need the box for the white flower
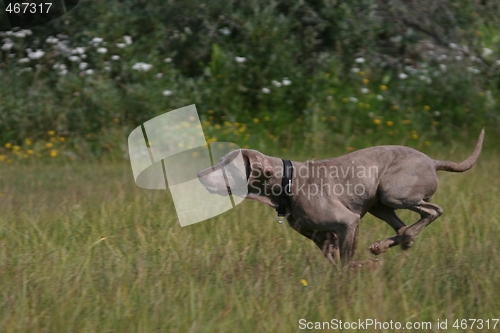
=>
[72,47,85,54]
[437,54,447,61]
[262,87,271,94]
[419,75,428,81]
[272,80,282,87]
[132,62,153,72]
[18,58,30,63]
[218,27,231,36]
[470,56,479,62]
[398,73,408,80]
[164,57,172,63]
[440,64,447,71]
[20,67,32,73]
[79,62,88,70]
[482,48,493,57]
[351,67,360,73]
[116,43,126,48]
[433,111,441,117]
[162,90,173,96]
[81,54,87,59]
[467,67,480,74]
[376,95,383,100]
[46,36,59,44]
[28,50,44,59]
[348,97,358,103]
[282,77,292,86]
[455,55,462,61]
[449,43,457,49]
[111,55,120,61]
[156,73,163,79]
[13,31,27,38]
[97,47,107,54]
[360,88,369,94]
[59,69,68,75]
[68,55,80,62]
[104,66,111,71]
[8,53,15,58]
[90,37,103,44]
[1,42,13,51]
[496,60,500,66]
[85,69,94,75]
[123,35,133,45]
[53,63,66,70]
[355,57,365,63]
[426,78,432,84]
[235,56,246,63]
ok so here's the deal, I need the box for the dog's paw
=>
[368,239,393,255]
[350,258,382,271]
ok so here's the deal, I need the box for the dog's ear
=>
[240,149,274,182]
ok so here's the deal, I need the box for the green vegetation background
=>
[1,0,499,162]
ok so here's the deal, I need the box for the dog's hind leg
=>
[368,203,407,255]
[399,200,443,250]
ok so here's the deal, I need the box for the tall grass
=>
[1,145,499,332]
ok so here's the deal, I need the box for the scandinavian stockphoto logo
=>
[128,105,248,227]
[1,1,79,31]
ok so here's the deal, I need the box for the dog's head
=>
[197,149,276,197]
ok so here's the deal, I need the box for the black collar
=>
[276,159,293,222]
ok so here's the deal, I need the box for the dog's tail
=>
[434,128,485,172]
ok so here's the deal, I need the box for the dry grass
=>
[0,147,499,332]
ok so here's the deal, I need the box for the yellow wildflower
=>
[330,116,336,121]
[380,85,388,91]
[208,110,214,115]
[342,97,349,103]
[373,119,381,125]
[59,137,66,142]
[25,138,32,145]
[5,143,12,149]
[264,116,270,121]
[27,150,34,155]
[46,142,53,148]
[386,121,394,127]
[402,120,411,125]
[48,130,55,136]
[50,150,58,157]
[253,118,259,124]
[423,105,430,111]
[424,141,431,146]
[321,116,327,122]
[359,71,365,76]
[362,78,369,84]
[412,133,418,139]
[214,124,221,130]
[113,118,119,123]
[348,146,355,152]
[301,279,308,287]
[13,145,20,151]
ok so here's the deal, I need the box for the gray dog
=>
[198,130,484,267]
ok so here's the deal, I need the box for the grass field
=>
[1,144,499,332]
